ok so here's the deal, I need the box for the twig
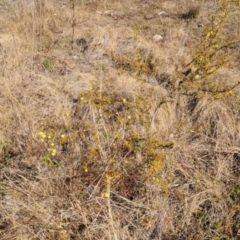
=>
[70,0,76,51]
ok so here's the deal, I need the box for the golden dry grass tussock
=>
[0,0,240,239]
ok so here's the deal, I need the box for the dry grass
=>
[0,0,240,239]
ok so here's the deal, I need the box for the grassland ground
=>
[0,0,239,239]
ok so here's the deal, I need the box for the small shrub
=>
[178,1,240,99]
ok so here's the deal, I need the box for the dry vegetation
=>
[0,0,240,239]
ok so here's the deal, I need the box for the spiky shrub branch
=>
[178,0,240,98]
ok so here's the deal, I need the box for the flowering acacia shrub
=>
[178,1,240,99]
[36,79,172,235]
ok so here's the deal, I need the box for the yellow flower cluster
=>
[38,131,47,139]
[206,30,214,38]
[38,131,57,157]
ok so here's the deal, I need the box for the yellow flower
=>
[61,134,65,138]
[51,149,56,156]
[207,30,214,37]
[153,177,160,183]
[101,192,110,198]
[49,142,55,147]
[141,215,152,229]
[38,131,46,139]
[122,98,127,103]
[198,55,203,61]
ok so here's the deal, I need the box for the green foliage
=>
[229,183,240,204]
[43,59,52,70]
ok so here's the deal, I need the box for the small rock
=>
[153,34,163,42]
[22,128,30,136]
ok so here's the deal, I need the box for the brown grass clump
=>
[0,0,239,239]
